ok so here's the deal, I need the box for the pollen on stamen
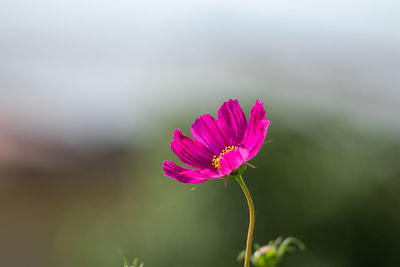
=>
[212,145,237,168]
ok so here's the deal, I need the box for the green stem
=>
[235,175,255,267]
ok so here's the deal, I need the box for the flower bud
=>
[253,245,279,267]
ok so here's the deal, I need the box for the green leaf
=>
[236,250,246,262]
[118,250,129,267]
[272,237,283,247]
[278,237,306,257]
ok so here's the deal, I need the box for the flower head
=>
[163,99,270,183]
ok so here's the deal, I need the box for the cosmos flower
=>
[163,99,270,184]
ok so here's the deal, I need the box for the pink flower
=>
[163,99,270,184]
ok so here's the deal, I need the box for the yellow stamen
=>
[212,145,237,168]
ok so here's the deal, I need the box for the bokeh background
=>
[1,1,399,267]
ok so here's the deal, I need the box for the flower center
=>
[212,145,237,168]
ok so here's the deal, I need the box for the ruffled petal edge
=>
[217,99,247,145]
[241,100,270,160]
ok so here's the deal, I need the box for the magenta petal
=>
[170,129,214,169]
[163,161,221,184]
[218,147,249,176]
[241,100,270,160]
[190,114,227,154]
[218,99,247,145]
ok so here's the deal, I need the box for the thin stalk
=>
[235,175,255,267]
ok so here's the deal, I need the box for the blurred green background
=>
[2,100,399,267]
[1,1,400,267]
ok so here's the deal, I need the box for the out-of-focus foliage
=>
[119,251,144,267]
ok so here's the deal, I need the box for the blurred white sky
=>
[0,0,399,146]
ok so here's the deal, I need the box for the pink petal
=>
[218,147,249,176]
[241,100,270,160]
[217,99,247,145]
[170,129,214,169]
[163,161,221,184]
[190,114,228,155]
